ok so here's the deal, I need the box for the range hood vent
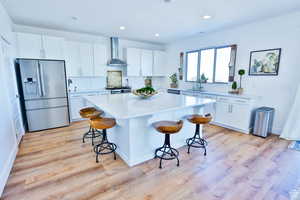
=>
[107,37,127,66]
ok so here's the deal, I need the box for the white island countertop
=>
[84,93,215,119]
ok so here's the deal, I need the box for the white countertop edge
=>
[168,88,259,100]
[84,97,216,120]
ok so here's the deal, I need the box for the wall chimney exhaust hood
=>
[107,37,127,66]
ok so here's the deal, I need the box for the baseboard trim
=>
[0,143,18,197]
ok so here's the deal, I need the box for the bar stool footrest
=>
[94,141,117,162]
[154,144,180,168]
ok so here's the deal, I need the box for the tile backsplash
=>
[68,76,167,91]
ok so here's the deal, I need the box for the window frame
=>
[185,44,236,84]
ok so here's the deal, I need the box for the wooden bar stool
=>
[90,117,117,163]
[152,120,183,169]
[79,107,104,145]
[186,113,212,155]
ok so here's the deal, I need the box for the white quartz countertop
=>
[84,93,215,119]
[169,88,259,99]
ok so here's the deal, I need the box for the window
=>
[186,45,237,83]
[186,51,198,81]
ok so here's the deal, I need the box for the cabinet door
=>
[93,44,107,76]
[70,96,84,120]
[126,48,141,76]
[231,103,251,130]
[65,41,81,77]
[79,43,94,76]
[16,32,42,59]
[42,36,65,60]
[141,50,153,76]
[153,50,166,76]
[215,101,231,125]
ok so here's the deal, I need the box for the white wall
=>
[13,24,168,90]
[0,2,18,196]
[166,11,300,134]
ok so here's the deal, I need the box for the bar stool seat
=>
[90,117,117,163]
[79,107,104,145]
[153,120,183,169]
[153,121,183,134]
[186,114,212,155]
[80,107,103,119]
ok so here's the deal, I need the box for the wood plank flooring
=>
[2,121,300,200]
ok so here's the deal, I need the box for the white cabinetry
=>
[153,50,166,76]
[16,32,64,59]
[69,96,84,120]
[79,43,94,76]
[93,44,107,76]
[214,96,253,133]
[65,42,107,77]
[127,48,141,76]
[42,36,64,59]
[126,48,166,77]
[65,41,81,76]
[141,50,153,76]
[181,90,254,134]
[16,33,42,59]
[69,91,109,121]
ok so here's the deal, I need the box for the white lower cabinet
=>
[70,96,84,120]
[182,91,254,134]
[69,91,109,121]
[213,96,253,133]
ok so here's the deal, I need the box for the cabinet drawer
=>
[233,99,250,105]
[201,94,216,99]
[217,96,250,105]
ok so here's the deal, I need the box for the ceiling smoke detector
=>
[164,0,172,3]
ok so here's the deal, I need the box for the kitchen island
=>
[84,92,215,166]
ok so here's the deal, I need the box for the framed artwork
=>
[249,48,281,76]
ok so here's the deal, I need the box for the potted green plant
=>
[200,73,208,83]
[238,69,246,94]
[169,73,178,88]
[232,81,237,91]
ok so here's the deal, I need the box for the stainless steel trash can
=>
[253,107,274,138]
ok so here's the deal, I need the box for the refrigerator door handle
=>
[36,63,43,97]
[39,63,46,97]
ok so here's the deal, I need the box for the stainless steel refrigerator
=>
[16,59,70,132]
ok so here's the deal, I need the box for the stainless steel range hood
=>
[107,37,127,66]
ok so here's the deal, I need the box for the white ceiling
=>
[2,0,300,44]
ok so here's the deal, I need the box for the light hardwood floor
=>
[2,121,300,200]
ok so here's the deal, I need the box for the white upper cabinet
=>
[16,33,64,60]
[79,43,94,76]
[153,50,166,76]
[93,44,107,76]
[126,48,141,76]
[65,41,107,77]
[42,36,65,60]
[16,33,43,59]
[141,50,153,76]
[65,41,81,76]
[126,48,166,77]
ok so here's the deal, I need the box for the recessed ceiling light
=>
[71,16,78,21]
[202,15,212,20]
[155,33,160,37]
[120,26,126,30]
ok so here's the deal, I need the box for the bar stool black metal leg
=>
[92,128,95,146]
[186,124,207,155]
[82,126,92,143]
[94,129,117,163]
[155,134,180,169]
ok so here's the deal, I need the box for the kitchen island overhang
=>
[84,93,215,166]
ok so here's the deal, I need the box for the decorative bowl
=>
[132,90,158,99]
